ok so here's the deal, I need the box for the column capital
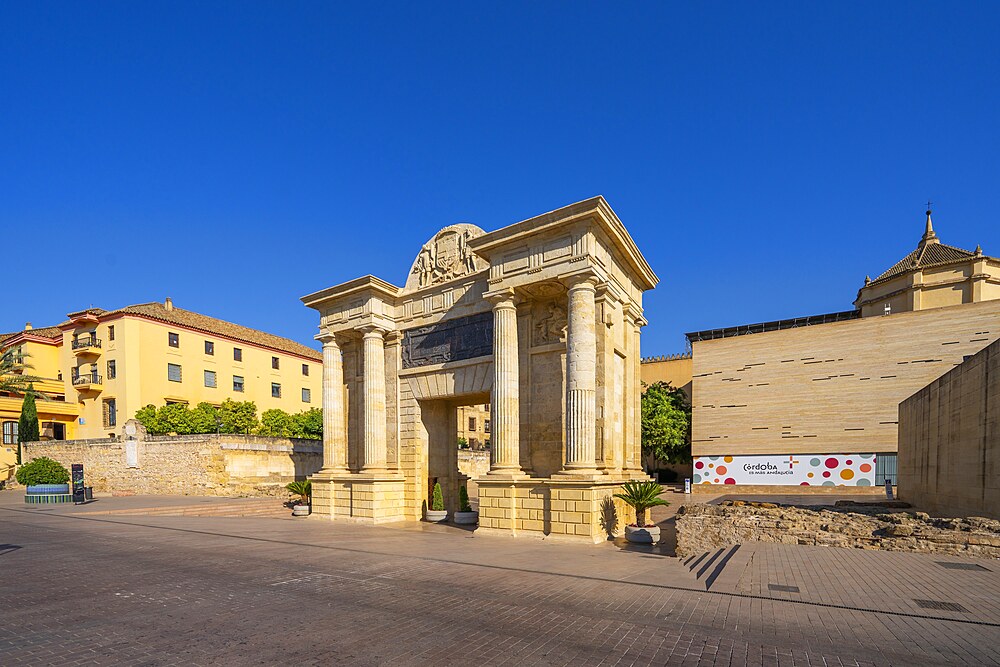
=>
[561,272,600,291]
[358,324,390,339]
[317,332,343,348]
[484,287,520,309]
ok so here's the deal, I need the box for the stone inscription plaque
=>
[402,312,493,369]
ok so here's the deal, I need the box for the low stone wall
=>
[457,450,490,479]
[676,500,1000,559]
[22,433,322,497]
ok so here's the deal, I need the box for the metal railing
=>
[72,373,102,386]
[72,337,102,350]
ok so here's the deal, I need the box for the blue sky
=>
[2,2,998,354]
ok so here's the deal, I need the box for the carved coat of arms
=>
[411,225,482,289]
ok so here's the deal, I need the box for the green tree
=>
[431,482,445,511]
[290,408,323,440]
[15,456,69,486]
[158,403,196,434]
[258,409,292,437]
[17,385,40,464]
[640,381,691,468]
[218,399,259,434]
[613,480,670,527]
[134,404,162,434]
[190,402,220,433]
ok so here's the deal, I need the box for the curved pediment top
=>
[403,223,488,292]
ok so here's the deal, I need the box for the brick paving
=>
[1,494,999,665]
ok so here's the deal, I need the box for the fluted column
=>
[488,290,522,474]
[321,335,348,472]
[564,275,598,473]
[361,327,388,472]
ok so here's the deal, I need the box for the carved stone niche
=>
[525,282,568,346]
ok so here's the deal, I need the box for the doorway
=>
[419,393,490,517]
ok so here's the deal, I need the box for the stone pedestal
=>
[311,472,407,524]
[475,477,640,544]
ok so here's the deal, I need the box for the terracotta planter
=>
[454,511,479,525]
[425,509,448,522]
[625,524,660,544]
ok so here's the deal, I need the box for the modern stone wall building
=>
[686,209,1000,490]
[301,197,658,542]
[898,337,999,518]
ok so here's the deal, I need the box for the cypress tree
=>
[17,384,40,464]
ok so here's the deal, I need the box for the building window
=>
[302,363,309,376]
[169,332,180,347]
[302,388,311,403]
[103,398,117,428]
[107,360,116,380]
[272,356,280,370]
[2,421,17,445]
[233,347,242,361]
[167,363,182,382]
[883,303,891,316]
[484,419,491,433]
[271,382,281,398]
[108,325,115,341]
[233,375,244,392]
[204,370,217,388]
[468,417,476,431]
[205,340,214,355]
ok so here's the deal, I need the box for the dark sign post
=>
[72,464,85,504]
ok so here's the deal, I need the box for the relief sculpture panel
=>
[402,311,493,369]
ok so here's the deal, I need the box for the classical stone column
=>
[320,335,348,472]
[564,275,599,473]
[361,327,388,472]
[488,290,521,474]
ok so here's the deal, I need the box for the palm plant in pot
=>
[425,482,448,522]
[286,480,311,517]
[614,480,669,544]
[454,485,478,525]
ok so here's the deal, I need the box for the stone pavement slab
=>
[2,496,1000,665]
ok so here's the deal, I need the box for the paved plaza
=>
[2,492,999,666]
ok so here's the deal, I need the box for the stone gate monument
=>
[301,197,658,542]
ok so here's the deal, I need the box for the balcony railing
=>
[72,373,102,386]
[72,337,102,351]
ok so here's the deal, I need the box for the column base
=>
[309,471,406,524]
[475,475,647,544]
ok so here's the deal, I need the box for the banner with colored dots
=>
[692,454,877,486]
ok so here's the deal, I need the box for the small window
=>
[302,363,309,376]
[484,419,491,433]
[205,341,214,355]
[302,388,311,403]
[233,375,244,392]
[469,417,476,431]
[168,332,180,348]
[271,382,281,398]
[204,370,217,388]
[2,421,17,445]
[107,360,117,380]
[233,347,242,362]
[108,325,115,341]
[272,356,280,370]
[103,398,117,428]
[167,363,182,382]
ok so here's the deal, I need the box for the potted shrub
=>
[425,482,448,522]
[286,480,311,517]
[454,485,478,525]
[614,480,670,544]
[16,457,70,496]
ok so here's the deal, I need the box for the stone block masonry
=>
[676,501,1000,559]
[23,433,322,497]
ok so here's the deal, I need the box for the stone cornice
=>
[300,275,401,310]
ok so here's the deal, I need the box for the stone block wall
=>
[899,337,999,519]
[676,501,1000,559]
[23,434,322,497]
[457,450,490,479]
[477,479,635,543]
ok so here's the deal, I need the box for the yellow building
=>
[1,298,322,457]
[456,403,490,449]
